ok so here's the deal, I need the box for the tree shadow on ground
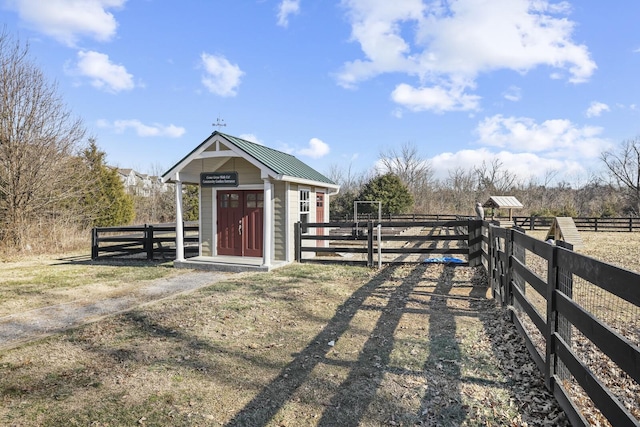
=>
[224,263,402,426]
[226,261,481,427]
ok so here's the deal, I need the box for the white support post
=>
[175,179,185,262]
[263,179,273,267]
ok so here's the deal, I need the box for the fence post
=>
[544,240,574,390]
[487,224,497,298]
[544,242,557,389]
[145,224,154,260]
[91,228,99,260]
[367,221,374,267]
[511,227,526,296]
[468,219,480,267]
[504,228,515,311]
[294,222,301,262]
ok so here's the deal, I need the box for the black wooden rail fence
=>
[296,219,639,426]
[90,218,640,425]
[484,223,640,427]
[332,214,640,232]
[91,222,198,260]
[512,216,640,232]
[295,219,474,267]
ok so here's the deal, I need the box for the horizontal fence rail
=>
[294,219,481,268]
[91,222,199,260]
[487,225,640,427]
[513,216,640,232]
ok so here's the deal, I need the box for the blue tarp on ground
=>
[423,257,465,264]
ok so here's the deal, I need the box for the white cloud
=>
[277,0,300,27]
[338,0,596,110]
[5,0,126,46]
[503,86,522,102]
[298,137,330,158]
[475,114,611,159]
[429,148,586,183]
[200,53,244,97]
[586,101,610,118]
[391,82,481,113]
[102,119,185,137]
[72,50,135,92]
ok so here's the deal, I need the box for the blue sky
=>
[2,0,639,185]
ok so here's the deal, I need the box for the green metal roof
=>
[218,132,337,185]
[162,131,337,187]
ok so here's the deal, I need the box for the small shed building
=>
[161,131,339,271]
[482,196,523,221]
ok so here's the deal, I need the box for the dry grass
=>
[0,255,189,317]
[1,230,637,426]
[526,230,640,273]
[0,263,567,426]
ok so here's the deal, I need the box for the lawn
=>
[0,230,637,426]
[0,262,566,426]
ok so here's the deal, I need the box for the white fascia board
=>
[277,175,340,192]
[161,136,218,182]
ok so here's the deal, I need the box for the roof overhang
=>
[162,132,340,193]
[161,133,279,184]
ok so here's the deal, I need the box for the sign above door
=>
[200,172,239,187]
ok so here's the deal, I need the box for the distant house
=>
[116,168,171,197]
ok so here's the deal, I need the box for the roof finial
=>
[213,117,226,131]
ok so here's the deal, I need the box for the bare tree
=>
[326,162,370,220]
[601,137,640,215]
[444,167,478,214]
[377,142,434,212]
[475,159,518,195]
[0,30,88,246]
[377,142,433,191]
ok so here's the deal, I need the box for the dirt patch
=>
[0,271,229,351]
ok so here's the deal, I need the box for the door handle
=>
[238,219,242,235]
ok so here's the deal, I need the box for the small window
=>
[300,189,310,213]
[300,189,310,233]
[220,193,238,208]
[247,193,256,208]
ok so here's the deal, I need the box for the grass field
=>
[0,231,637,426]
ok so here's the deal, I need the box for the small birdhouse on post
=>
[482,196,523,225]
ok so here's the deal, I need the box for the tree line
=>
[2,27,639,253]
[328,141,640,220]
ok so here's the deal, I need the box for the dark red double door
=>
[217,190,264,257]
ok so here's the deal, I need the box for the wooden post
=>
[367,221,374,267]
[468,219,481,267]
[505,228,514,309]
[145,224,154,260]
[294,222,301,262]
[511,227,526,295]
[91,228,99,260]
